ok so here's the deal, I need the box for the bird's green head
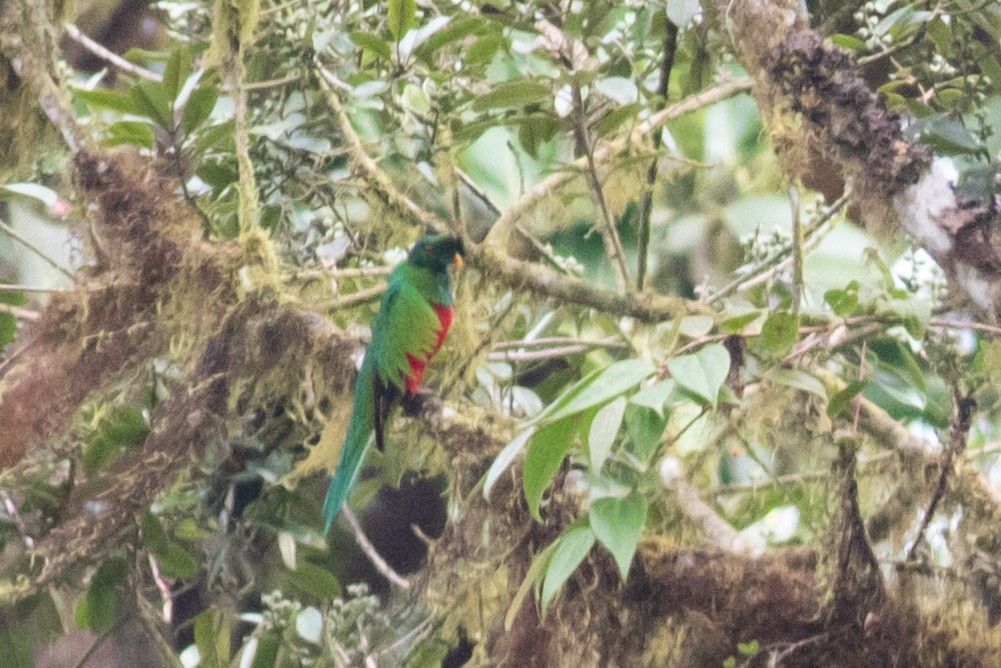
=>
[408,234,465,272]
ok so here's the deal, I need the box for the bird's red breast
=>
[404,304,454,395]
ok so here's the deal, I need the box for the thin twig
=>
[493,335,624,350]
[63,23,162,81]
[637,18,678,290]
[571,81,630,290]
[906,393,975,561]
[341,505,411,590]
[321,284,387,311]
[0,283,69,292]
[0,304,39,321]
[0,216,75,279]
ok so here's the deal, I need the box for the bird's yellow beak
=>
[454,253,464,268]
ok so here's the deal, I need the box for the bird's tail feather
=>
[322,359,375,534]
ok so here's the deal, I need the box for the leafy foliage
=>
[2,0,1001,665]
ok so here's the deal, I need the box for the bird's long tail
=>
[323,358,375,534]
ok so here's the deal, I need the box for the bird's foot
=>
[401,388,441,416]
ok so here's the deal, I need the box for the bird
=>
[323,233,465,534]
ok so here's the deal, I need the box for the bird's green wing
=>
[370,277,442,391]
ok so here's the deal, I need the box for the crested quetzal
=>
[323,234,465,534]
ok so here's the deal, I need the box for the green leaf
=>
[597,102,643,136]
[518,115,559,158]
[87,558,127,633]
[524,419,578,522]
[542,359,655,424]
[105,120,155,149]
[466,34,504,64]
[484,427,536,500]
[913,114,983,155]
[142,513,169,555]
[625,405,667,463]
[73,87,141,115]
[249,629,281,668]
[157,543,199,579]
[630,379,675,416]
[588,396,626,472]
[719,310,761,334]
[590,494,647,580]
[181,86,219,134]
[504,540,558,631]
[131,81,173,129]
[760,312,799,356]
[472,81,551,111]
[350,31,392,60]
[824,282,860,316]
[540,522,595,617]
[679,315,715,338]
[388,0,417,41]
[667,344,730,408]
[770,369,827,399]
[415,16,488,57]
[163,48,192,102]
[830,34,867,50]
[194,610,230,668]
[289,560,342,599]
[827,380,867,418]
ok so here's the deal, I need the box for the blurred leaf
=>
[388,0,417,41]
[105,121,155,149]
[824,281,860,316]
[131,81,173,129]
[524,419,578,521]
[505,539,558,631]
[912,114,983,155]
[830,34,866,50]
[760,312,799,356]
[73,87,141,115]
[86,558,126,633]
[350,31,392,60]
[630,379,675,416]
[181,86,219,134]
[719,311,761,334]
[625,405,667,463]
[467,34,504,64]
[163,48,192,102]
[484,427,536,500]
[590,494,647,579]
[540,521,595,617]
[194,610,230,668]
[588,396,626,472]
[416,16,489,57]
[667,344,730,408]
[157,543,199,579]
[289,561,342,599]
[142,513,169,555]
[828,380,867,418]
[597,102,643,136]
[518,115,560,158]
[770,369,826,399]
[248,629,280,668]
[473,81,551,111]
[542,359,655,423]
